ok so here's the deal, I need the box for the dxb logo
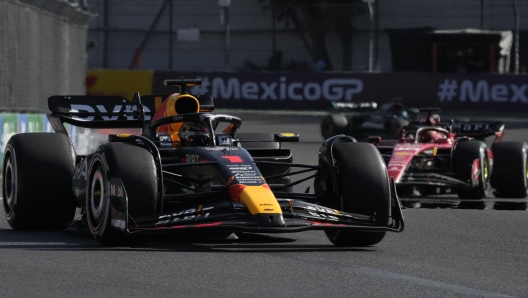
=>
[190,77,364,101]
[438,79,528,103]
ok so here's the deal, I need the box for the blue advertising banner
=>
[153,72,528,111]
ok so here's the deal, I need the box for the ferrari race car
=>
[320,100,419,141]
[2,79,404,246]
[368,108,528,199]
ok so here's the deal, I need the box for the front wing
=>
[108,178,404,235]
[125,199,403,234]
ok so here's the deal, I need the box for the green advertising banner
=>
[27,114,44,132]
[0,114,51,169]
[0,114,19,168]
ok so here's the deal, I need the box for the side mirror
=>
[367,136,382,146]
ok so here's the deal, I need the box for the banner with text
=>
[153,72,528,111]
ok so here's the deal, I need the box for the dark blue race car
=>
[320,100,419,141]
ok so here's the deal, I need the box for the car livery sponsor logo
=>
[199,113,213,120]
[155,206,214,226]
[394,145,422,151]
[304,206,339,221]
[204,147,239,151]
[217,134,231,145]
[110,183,124,198]
[452,123,491,132]
[69,104,152,121]
[227,164,263,184]
[73,158,88,180]
[186,153,200,163]
[389,166,403,171]
[159,135,172,147]
[173,115,184,121]
[395,151,411,156]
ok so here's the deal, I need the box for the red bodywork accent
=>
[386,136,454,183]
[228,184,246,202]
[494,131,505,143]
[194,222,222,227]
[307,220,336,226]
[472,159,481,181]
[221,156,243,163]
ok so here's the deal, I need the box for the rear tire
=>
[490,142,528,198]
[2,133,76,230]
[454,140,488,199]
[324,142,389,247]
[320,114,348,140]
[86,143,157,245]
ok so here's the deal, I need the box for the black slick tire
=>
[490,141,528,198]
[2,133,76,230]
[454,140,488,199]
[86,143,157,246]
[324,142,390,247]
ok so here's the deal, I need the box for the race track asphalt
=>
[0,110,527,298]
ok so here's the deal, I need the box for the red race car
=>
[368,108,528,199]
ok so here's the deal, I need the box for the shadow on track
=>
[0,229,374,253]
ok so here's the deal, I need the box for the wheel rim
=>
[525,162,528,187]
[88,166,106,230]
[3,153,16,214]
[483,159,489,181]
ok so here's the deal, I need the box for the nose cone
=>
[230,185,282,215]
[254,214,286,227]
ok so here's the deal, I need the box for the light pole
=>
[512,0,519,74]
[219,0,231,71]
[362,0,375,73]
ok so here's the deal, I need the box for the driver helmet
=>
[418,130,441,143]
[179,122,210,147]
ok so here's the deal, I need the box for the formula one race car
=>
[2,79,404,247]
[320,100,418,141]
[368,108,528,199]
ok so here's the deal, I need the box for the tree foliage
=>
[259,0,366,71]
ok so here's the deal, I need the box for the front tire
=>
[86,143,157,245]
[490,142,528,198]
[2,133,76,230]
[324,142,390,247]
[454,140,489,199]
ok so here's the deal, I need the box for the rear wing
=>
[47,78,212,132]
[47,93,158,130]
[48,94,214,132]
[331,101,378,111]
[448,121,505,138]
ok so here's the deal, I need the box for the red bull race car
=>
[368,108,528,199]
[2,79,404,247]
